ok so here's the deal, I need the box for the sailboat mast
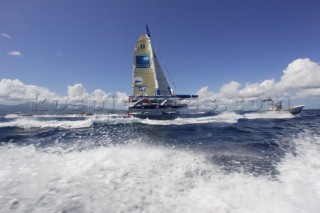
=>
[150,45,159,94]
[146,25,159,95]
[146,25,151,38]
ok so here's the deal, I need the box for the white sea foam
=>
[0,116,93,129]
[3,114,19,119]
[137,111,294,125]
[0,114,130,129]
[277,132,320,212]
[243,111,294,119]
[0,133,319,212]
[0,111,295,129]
[138,112,241,125]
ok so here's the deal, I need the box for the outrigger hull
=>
[128,97,188,120]
[129,109,182,120]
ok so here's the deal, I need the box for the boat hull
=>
[285,105,304,115]
[128,104,187,120]
[129,110,180,120]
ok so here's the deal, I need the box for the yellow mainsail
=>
[132,34,158,96]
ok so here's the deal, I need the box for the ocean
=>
[0,110,319,213]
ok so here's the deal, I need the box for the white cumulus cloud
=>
[220,81,241,99]
[0,79,129,109]
[239,79,276,98]
[1,57,318,109]
[198,58,320,101]
[296,88,320,98]
[0,79,57,102]
[276,58,320,90]
[67,83,89,98]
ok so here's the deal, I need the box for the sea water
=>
[0,110,319,212]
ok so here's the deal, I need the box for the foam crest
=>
[243,111,294,119]
[138,112,241,125]
[0,113,240,128]
[277,132,320,212]
[1,133,319,212]
[0,110,298,129]
[136,110,294,125]
[0,114,132,129]
[3,114,19,119]
[0,117,93,129]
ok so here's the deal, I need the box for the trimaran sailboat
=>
[128,26,198,119]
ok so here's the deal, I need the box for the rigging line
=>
[153,45,177,89]
[155,46,176,89]
[163,64,177,89]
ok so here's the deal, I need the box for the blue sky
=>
[1,0,320,104]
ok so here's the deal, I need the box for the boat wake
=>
[242,111,295,120]
[0,111,296,129]
[0,132,319,212]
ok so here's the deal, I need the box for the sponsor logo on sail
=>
[139,86,146,91]
[134,77,143,85]
[136,54,150,68]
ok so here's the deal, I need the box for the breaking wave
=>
[0,132,319,212]
[0,111,295,129]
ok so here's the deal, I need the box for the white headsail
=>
[153,51,172,96]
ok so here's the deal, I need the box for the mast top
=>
[146,25,151,38]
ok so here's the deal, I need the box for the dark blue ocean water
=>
[0,110,319,212]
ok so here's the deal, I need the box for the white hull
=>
[284,105,304,115]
